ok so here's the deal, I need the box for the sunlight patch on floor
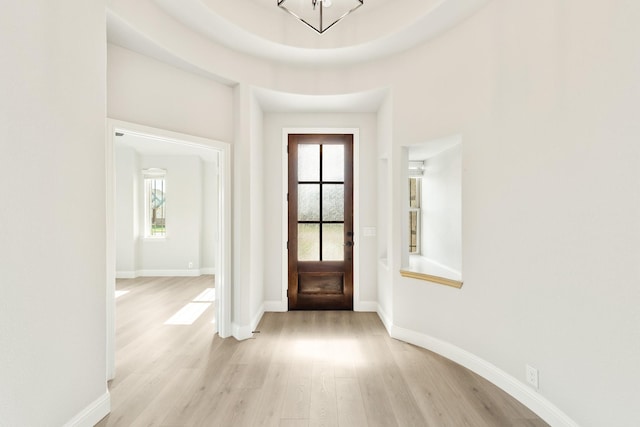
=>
[164,302,212,325]
[115,290,130,298]
[293,338,365,367]
[193,287,215,302]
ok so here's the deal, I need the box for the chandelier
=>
[277,0,364,34]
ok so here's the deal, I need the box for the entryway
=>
[287,133,354,310]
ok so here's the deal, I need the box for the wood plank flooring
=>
[97,276,548,427]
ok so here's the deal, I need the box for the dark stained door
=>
[288,134,354,310]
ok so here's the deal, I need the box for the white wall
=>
[389,2,640,426]
[376,96,394,327]
[420,144,461,273]
[107,44,234,142]
[115,146,139,273]
[231,85,261,337]
[250,92,265,323]
[0,1,109,425]
[262,113,379,308]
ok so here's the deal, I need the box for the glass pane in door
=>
[298,184,320,221]
[322,224,344,261]
[298,224,320,261]
[298,144,320,181]
[322,145,344,181]
[322,184,344,221]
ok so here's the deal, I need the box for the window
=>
[143,169,166,238]
[408,161,424,254]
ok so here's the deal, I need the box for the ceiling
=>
[108,0,490,67]
[106,0,489,114]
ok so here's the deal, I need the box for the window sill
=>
[400,256,463,289]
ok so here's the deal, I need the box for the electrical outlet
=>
[188,262,193,269]
[526,364,539,389]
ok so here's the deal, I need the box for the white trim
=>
[135,269,202,277]
[353,129,361,310]
[281,132,289,307]
[251,303,265,332]
[116,269,216,279]
[390,325,580,427]
[376,304,393,334]
[354,301,378,312]
[63,392,110,427]
[264,300,288,312]
[106,119,233,382]
[232,322,255,341]
[217,142,232,338]
[115,271,136,279]
[105,121,116,381]
[281,128,361,311]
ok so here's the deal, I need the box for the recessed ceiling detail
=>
[147,0,489,66]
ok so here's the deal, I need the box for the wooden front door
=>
[288,134,354,310]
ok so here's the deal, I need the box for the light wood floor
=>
[97,276,548,427]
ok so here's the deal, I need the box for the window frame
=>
[408,176,422,255]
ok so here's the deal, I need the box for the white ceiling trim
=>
[253,86,389,113]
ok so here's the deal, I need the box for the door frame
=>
[280,128,360,311]
[105,119,232,380]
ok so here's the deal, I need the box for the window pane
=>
[409,178,420,208]
[322,145,344,181]
[322,224,344,261]
[298,144,320,181]
[298,224,320,261]
[409,211,418,253]
[322,184,344,221]
[298,184,320,221]
[146,177,166,237]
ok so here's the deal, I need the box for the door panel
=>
[288,134,353,310]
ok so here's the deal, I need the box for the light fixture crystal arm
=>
[278,0,364,34]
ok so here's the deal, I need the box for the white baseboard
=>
[264,300,288,312]
[376,304,393,334]
[115,271,136,279]
[390,325,579,427]
[116,269,208,279]
[252,303,265,332]
[355,300,378,312]
[63,391,110,427]
[232,322,255,341]
[231,303,268,340]
[136,269,201,277]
